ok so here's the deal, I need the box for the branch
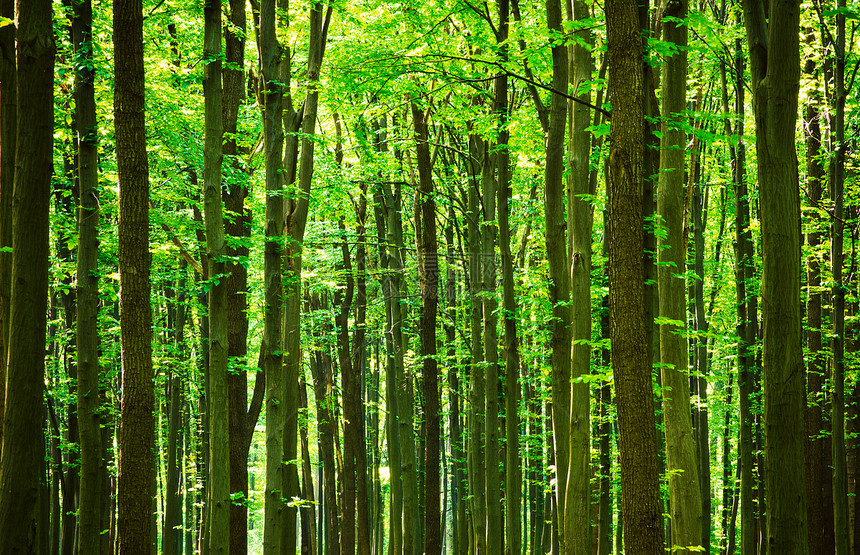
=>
[149,201,205,275]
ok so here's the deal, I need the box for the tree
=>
[0,0,14,457]
[114,0,155,551]
[412,98,442,555]
[543,0,573,550]
[202,1,230,552]
[566,0,593,552]
[259,0,287,550]
[656,1,703,552]
[0,0,53,551]
[742,0,809,553]
[607,0,665,553]
[71,0,104,550]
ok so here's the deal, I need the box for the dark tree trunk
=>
[71,0,104,550]
[412,99,442,555]
[0,4,52,549]
[743,1,809,553]
[0,0,15,457]
[803,31,833,555]
[606,1,666,553]
[113,0,155,550]
[202,2,230,552]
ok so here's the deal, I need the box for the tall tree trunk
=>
[164,265,187,555]
[113,0,154,550]
[495,2,522,552]
[351,190,372,555]
[803,29,833,554]
[336,217,358,555]
[829,4,849,554]
[260,0,286,549]
[221,1,259,552]
[742,1,809,553]
[280,5,328,551]
[606,1,665,553]
[203,2,229,552]
[309,291,341,555]
[0,0,15,459]
[0,0,52,550]
[566,1,593,553]
[412,99,442,555]
[656,2,703,552]
[72,0,103,550]
[467,134,486,555]
[544,0,572,549]
[374,182,403,555]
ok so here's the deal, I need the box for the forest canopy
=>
[0,0,853,554]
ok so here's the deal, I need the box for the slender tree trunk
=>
[202,2,230,552]
[803,32,833,554]
[374,182,403,555]
[544,0,572,549]
[260,0,286,549]
[742,1,808,553]
[607,1,665,553]
[467,134,486,555]
[309,291,341,555]
[281,5,328,551]
[221,1,258,552]
[566,1,592,552]
[656,3,703,552]
[69,0,103,548]
[829,5,849,554]
[164,265,187,555]
[412,99,442,555]
[0,0,15,461]
[0,1,52,550]
[336,217,358,555]
[352,191,372,555]
[113,0,154,550]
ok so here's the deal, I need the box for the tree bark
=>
[656,2,703,552]
[412,99,442,555]
[113,0,154,550]
[803,29,833,555]
[742,1,809,553]
[544,0,572,549]
[829,5,849,554]
[260,0,286,549]
[566,1,593,552]
[0,0,52,550]
[0,0,14,458]
[72,0,103,550]
[606,1,665,553]
[203,2,230,552]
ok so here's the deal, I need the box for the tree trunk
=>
[202,2,230,552]
[606,1,665,553]
[71,0,103,550]
[113,0,154,550]
[309,291,341,555]
[412,99,442,555]
[280,5,328,551]
[260,0,286,549]
[566,1,593,552]
[829,5,849,554]
[374,181,403,555]
[803,30,833,554]
[0,2,52,550]
[544,0,572,550]
[742,1,809,553]
[656,2,703,552]
[467,134,486,555]
[0,0,15,460]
